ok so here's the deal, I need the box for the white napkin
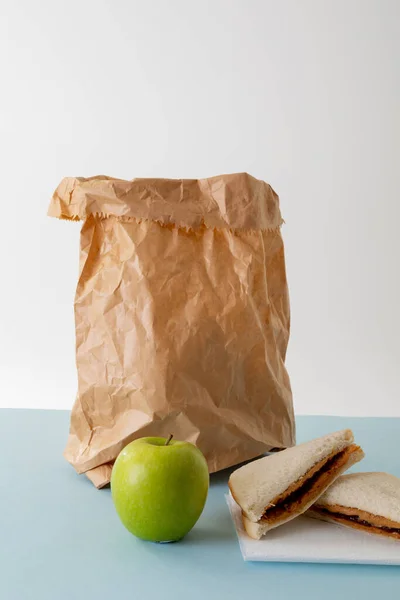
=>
[226,493,400,565]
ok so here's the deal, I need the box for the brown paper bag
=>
[49,173,295,488]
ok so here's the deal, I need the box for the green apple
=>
[111,435,209,542]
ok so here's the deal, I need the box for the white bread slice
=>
[229,429,355,523]
[241,442,363,538]
[308,472,400,540]
[311,472,400,522]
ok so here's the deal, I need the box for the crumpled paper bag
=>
[49,172,295,488]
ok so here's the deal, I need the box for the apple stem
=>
[165,434,173,446]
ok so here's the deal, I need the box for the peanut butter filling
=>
[260,444,360,525]
[312,504,400,539]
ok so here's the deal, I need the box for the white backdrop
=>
[1,0,399,415]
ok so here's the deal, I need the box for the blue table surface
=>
[1,410,399,599]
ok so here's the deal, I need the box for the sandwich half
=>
[307,472,400,540]
[228,429,364,539]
